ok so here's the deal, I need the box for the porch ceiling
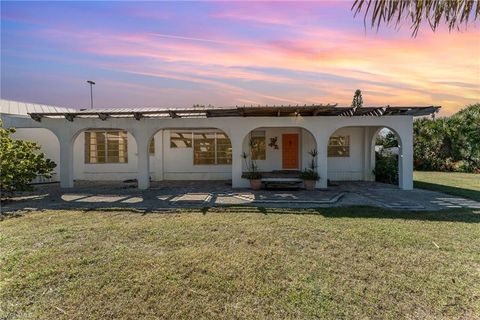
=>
[28,104,440,122]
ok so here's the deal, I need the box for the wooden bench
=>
[261,177,303,190]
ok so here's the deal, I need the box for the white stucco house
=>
[0,99,440,190]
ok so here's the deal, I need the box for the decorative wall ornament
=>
[269,137,279,149]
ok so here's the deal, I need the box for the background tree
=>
[0,121,56,196]
[374,129,399,184]
[413,104,479,172]
[376,130,399,149]
[375,104,479,184]
[352,0,480,36]
[448,104,480,171]
[352,89,363,110]
[373,152,399,185]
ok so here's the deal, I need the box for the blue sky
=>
[1,1,479,114]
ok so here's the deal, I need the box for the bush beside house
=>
[299,149,320,190]
[0,122,56,196]
[414,103,479,173]
[375,104,479,185]
[373,153,399,185]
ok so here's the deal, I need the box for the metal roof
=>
[0,99,440,120]
[0,99,76,115]
[25,103,440,122]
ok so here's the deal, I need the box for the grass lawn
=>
[1,207,479,319]
[414,171,480,201]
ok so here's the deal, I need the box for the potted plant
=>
[300,149,320,190]
[299,169,319,190]
[241,151,262,190]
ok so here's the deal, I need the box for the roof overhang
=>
[27,104,440,122]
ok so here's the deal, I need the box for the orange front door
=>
[282,134,299,169]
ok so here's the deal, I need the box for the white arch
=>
[2,113,414,190]
[326,124,412,190]
[240,126,318,170]
[142,127,234,187]
[370,126,405,188]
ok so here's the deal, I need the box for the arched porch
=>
[2,102,425,191]
[326,125,412,190]
[236,126,318,188]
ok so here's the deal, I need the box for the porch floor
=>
[2,180,480,214]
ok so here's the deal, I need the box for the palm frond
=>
[352,0,480,36]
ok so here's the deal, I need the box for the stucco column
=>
[58,135,74,188]
[363,127,377,181]
[153,130,164,181]
[134,132,151,190]
[314,133,329,189]
[231,132,247,188]
[398,125,414,190]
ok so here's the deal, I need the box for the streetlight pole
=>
[87,80,95,109]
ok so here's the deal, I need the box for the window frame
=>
[170,131,193,148]
[328,135,350,157]
[85,130,128,164]
[215,132,233,165]
[250,130,266,160]
[193,131,232,165]
[193,132,216,165]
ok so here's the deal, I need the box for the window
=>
[328,136,350,157]
[216,132,232,164]
[149,138,155,154]
[194,132,232,165]
[85,130,128,163]
[250,131,266,160]
[194,132,216,165]
[170,132,192,148]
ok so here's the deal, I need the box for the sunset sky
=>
[1,1,479,115]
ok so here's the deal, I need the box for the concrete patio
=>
[1,180,479,214]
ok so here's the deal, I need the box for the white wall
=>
[3,109,415,189]
[73,131,156,181]
[327,127,365,181]
[162,129,231,180]
[9,126,381,183]
[15,128,231,182]
[242,127,316,172]
[12,128,60,182]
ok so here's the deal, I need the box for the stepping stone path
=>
[2,180,479,213]
[430,197,480,209]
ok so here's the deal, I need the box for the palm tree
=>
[351,89,363,110]
[352,0,480,36]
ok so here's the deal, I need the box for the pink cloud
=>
[26,20,480,114]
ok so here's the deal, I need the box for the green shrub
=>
[244,171,262,180]
[414,104,479,173]
[241,151,262,180]
[0,122,56,196]
[299,169,320,181]
[300,149,320,180]
[373,152,398,185]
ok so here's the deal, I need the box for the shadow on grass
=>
[0,206,179,220]
[265,206,480,223]
[188,205,480,223]
[414,181,480,202]
[2,205,479,224]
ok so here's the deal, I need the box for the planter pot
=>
[250,179,262,190]
[304,180,317,190]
